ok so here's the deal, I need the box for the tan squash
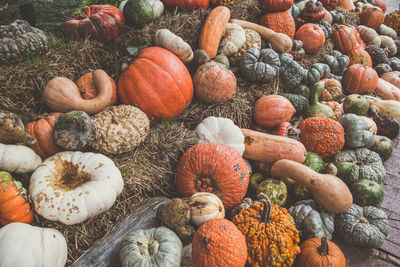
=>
[365,95,400,121]
[338,0,355,10]
[230,19,293,53]
[379,35,397,56]
[356,25,381,46]
[382,71,400,88]
[199,6,231,58]
[241,128,307,164]
[271,159,353,214]
[154,29,193,63]
[43,70,113,114]
[375,78,400,101]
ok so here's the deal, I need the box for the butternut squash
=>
[271,159,353,214]
[43,69,113,114]
[365,96,400,121]
[241,128,306,164]
[154,29,193,63]
[199,6,230,58]
[375,78,400,101]
[230,19,293,53]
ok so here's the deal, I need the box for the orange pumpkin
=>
[194,61,237,103]
[25,113,63,159]
[297,237,346,267]
[253,95,295,129]
[76,71,118,104]
[348,47,373,67]
[360,7,384,30]
[260,11,295,39]
[343,64,378,95]
[0,171,33,226]
[332,25,360,54]
[381,71,400,88]
[320,78,343,102]
[192,218,247,267]
[176,143,249,210]
[295,23,325,54]
[118,47,193,121]
[198,6,231,58]
[261,0,294,12]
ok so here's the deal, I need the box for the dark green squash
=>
[388,57,400,71]
[370,135,393,161]
[54,110,96,150]
[288,199,335,240]
[306,63,331,85]
[280,52,308,90]
[365,45,389,67]
[240,48,280,83]
[351,179,384,208]
[375,63,392,76]
[315,21,332,39]
[343,94,369,116]
[281,93,309,115]
[334,148,386,186]
[323,50,349,75]
[339,113,374,148]
[305,81,335,119]
[293,84,310,99]
[335,203,389,248]
[329,10,344,24]
[123,0,154,28]
[293,183,313,201]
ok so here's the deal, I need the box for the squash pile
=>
[2,0,400,266]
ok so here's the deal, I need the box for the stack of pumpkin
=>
[1,0,400,266]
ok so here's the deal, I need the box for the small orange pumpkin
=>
[253,95,295,129]
[76,71,118,104]
[260,11,295,39]
[25,113,63,159]
[332,25,360,54]
[192,218,247,267]
[295,23,325,54]
[343,64,378,95]
[360,6,384,30]
[348,47,373,67]
[297,237,346,267]
[320,78,343,102]
[0,171,33,226]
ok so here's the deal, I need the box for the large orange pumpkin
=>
[118,47,193,121]
[297,237,346,267]
[295,23,325,54]
[76,71,118,104]
[192,218,247,267]
[260,11,295,39]
[348,47,373,67]
[25,113,63,159]
[0,171,33,226]
[176,143,249,210]
[343,64,378,95]
[360,6,384,30]
[253,95,295,129]
[332,25,360,54]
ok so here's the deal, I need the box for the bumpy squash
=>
[260,11,295,38]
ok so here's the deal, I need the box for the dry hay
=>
[338,7,361,27]
[299,39,334,69]
[34,121,198,264]
[230,0,262,23]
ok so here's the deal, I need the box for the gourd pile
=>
[1,0,400,266]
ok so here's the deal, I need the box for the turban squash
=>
[176,143,249,210]
[118,47,193,121]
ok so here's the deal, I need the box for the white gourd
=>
[365,96,400,121]
[218,23,246,56]
[0,223,67,267]
[29,151,124,225]
[154,29,194,63]
[378,24,397,39]
[380,35,397,56]
[356,25,381,46]
[0,143,41,174]
[187,192,225,227]
[196,116,245,155]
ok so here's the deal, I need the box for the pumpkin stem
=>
[73,12,88,20]
[258,193,271,223]
[359,217,369,224]
[80,88,87,95]
[318,237,330,256]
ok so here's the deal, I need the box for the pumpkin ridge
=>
[32,120,51,157]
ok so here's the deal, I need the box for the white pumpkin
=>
[218,23,246,56]
[29,151,124,225]
[0,143,42,174]
[187,192,225,227]
[154,29,193,63]
[196,116,245,155]
[0,223,67,267]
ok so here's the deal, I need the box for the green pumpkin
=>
[54,111,96,151]
[334,148,386,186]
[293,183,313,201]
[305,81,335,119]
[306,63,331,85]
[280,53,308,90]
[288,199,335,240]
[293,84,310,99]
[304,152,324,173]
[119,226,182,267]
[351,179,384,208]
[329,11,345,25]
[323,50,349,75]
[123,0,154,28]
[281,93,309,115]
[343,94,369,116]
[240,48,281,83]
[336,204,389,248]
[256,178,287,207]
[370,135,394,161]
[249,173,265,191]
[339,113,374,148]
